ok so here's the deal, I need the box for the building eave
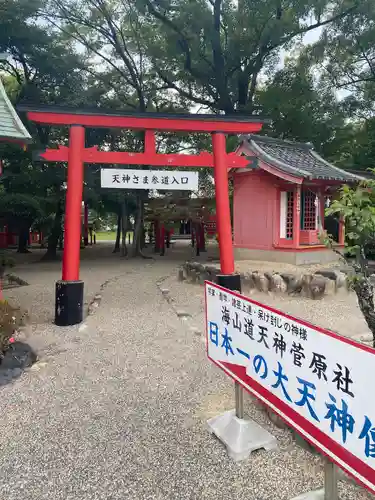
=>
[233,142,304,184]
[243,139,310,179]
[0,79,32,143]
[309,150,366,182]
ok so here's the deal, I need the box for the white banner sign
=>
[205,282,375,494]
[101,168,198,191]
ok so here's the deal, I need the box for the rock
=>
[309,275,327,300]
[160,288,169,295]
[270,273,287,293]
[281,273,303,294]
[324,278,336,295]
[177,268,185,281]
[253,272,269,293]
[195,263,205,274]
[242,272,255,293]
[315,269,338,281]
[204,265,220,283]
[369,274,375,286]
[184,261,193,271]
[301,274,313,297]
[1,342,37,370]
[205,265,219,281]
[335,271,347,289]
[176,310,191,318]
[264,272,273,282]
[197,273,206,285]
[189,269,198,283]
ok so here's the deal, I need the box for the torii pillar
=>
[55,125,85,326]
[211,133,239,291]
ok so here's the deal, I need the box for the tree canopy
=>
[0,0,374,255]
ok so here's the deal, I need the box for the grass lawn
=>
[96,231,133,242]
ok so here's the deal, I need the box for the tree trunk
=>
[42,200,63,261]
[17,224,30,253]
[121,198,128,257]
[131,194,143,257]
[113,207,121,253]
[131,193,152,258]
[353,278,375,348]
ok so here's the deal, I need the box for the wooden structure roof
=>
[239,135,364,182]
[0,79,31,143]
[144,196,215,221]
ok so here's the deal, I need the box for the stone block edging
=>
[179,262,350,300]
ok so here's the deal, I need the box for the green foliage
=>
[309,0,375,116]
[0,253,15,279]
[0,300,24,358]
[0,193,43,224]
[326,182,375,266]
[1,0,374,259]
[257,58,347,155]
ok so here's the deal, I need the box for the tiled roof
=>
[0,78,31,143]
[244,135,363,182]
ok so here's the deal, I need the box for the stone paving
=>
[0,243,373,499]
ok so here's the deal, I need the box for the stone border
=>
[179,262,350,299]
[3,273,29,289]
[0,341,37,387]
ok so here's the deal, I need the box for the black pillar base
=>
[84,236,89,246]
[217,274,242,293]
[55,280,84,326]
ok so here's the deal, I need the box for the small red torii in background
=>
[19,105,265,326]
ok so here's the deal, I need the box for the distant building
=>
[0,78,31,144]
[0,77,32,248]
[232,135,364,265]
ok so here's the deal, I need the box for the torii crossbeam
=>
[18,104,266,326]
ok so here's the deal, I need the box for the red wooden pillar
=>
[56,125,85,326]
[83,203,89,246]
[212,133,235,276]
[293,185,301,248]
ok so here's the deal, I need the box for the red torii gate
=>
[19,105,265,326]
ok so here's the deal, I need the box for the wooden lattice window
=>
[302,191,317,230]
[286,191,294,239]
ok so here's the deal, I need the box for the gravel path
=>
[0,248,373,499]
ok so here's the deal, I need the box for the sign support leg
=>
[207,133,277,461]
[324,460,338,500]
[290,459,339,500]
[235,381,244,419]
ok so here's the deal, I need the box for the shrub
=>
[0,301,24,359]
[0,253,14,280]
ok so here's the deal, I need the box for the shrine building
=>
[232,135,364,265]
[0,78,31,144]
[0,77,32,247]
